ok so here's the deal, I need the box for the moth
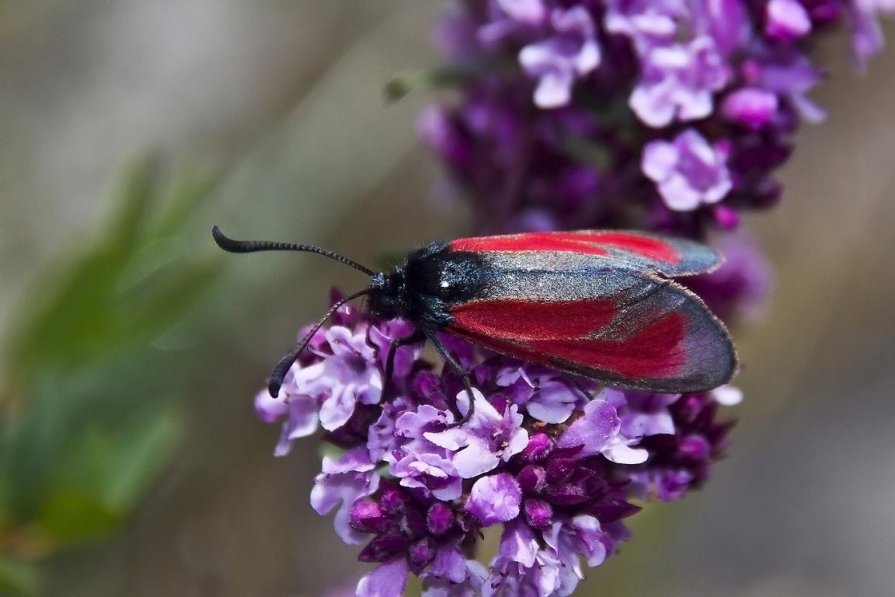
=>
[213,227,736,418]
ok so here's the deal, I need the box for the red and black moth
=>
[212,227,737,419]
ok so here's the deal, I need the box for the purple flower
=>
[466,473,523,525]
[749,48,826,123]
[257,304,423,456]
[390,451,463,501]
[356,559,410,597]
[696,0,750,54]
[422,550,488,595]
[422,0,891,237]
[603,0,681,45]
[255,386,318,457]
[605,388,678,438]
[557,398,618,453]
[256,295,734,595]
[541,515,612,592]
[387,404,463,500]
[424,389,529,478]
[546,515,610,569]
[350,481,482,595]
[495,365,586,423]
[765,0,813,41]
[558,397,649,464]
[684,234,773,324]
[496,0,548,27]
[721,87,780,130]
[310,448,380,545]
[485,521,562,596]
[642,129,732,211]
[849,0,895,68]
[485,514,619,596]
[630,36,730,127]
[518,7,601,108]
[619,391,735,501]
[245,0,894,590]
[296,325,383,431]
[711,384,744,406]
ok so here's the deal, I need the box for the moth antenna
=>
[267,288,371,398]
[212,225,375,276]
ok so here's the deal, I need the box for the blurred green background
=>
[1,2,894,596]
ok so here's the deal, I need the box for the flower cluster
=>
[257,297,737,595]
[420,0,893,236]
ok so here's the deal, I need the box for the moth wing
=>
[447,269,735,393]
[452,230,720,277]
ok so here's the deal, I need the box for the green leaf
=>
[35,406,182,544]
[0,557,39,596]
[37,491,120,544]
[0,157,219,554]
[101,407,182,515]
[4,158,222,391]
[0,375,70,521]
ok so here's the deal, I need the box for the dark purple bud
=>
[517,465,547,494]
[712,205,740,230]
[722,88,779,130]
[804,0,841,24]
[379,486,406,515]
[675,394,705,423]
[546,458,576,484]
[426,502,455,537]
[411,371,449,409]
[407,538,437,574]
[404,507,428,537]
[694,401,720,428]
[679,435,711,460]
[523,498,553,530]
[589,499,641,523]
[521,433,553,462]
[350,498,386,534]
[545,482,590,506]
[750,178,783,208]
[358,534,408,563]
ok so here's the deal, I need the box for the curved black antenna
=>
[267,288,371,398]
[212,225,375,277]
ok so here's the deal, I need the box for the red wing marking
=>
[451,231,681,264]
[452,233,610,256]
[450,299,617,341]
[449,299,687,381]
[585,232,680,264]
[527,311,686,378]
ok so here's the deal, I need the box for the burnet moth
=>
[212,226,736,420]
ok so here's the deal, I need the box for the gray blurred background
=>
[1,2,893,596]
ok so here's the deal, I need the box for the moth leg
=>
[569,376,605,402]
[383,329,426,400]
[424,329,476,425]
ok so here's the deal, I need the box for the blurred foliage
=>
[0,159,224,595]
[385,64,489,101]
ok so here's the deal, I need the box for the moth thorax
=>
[368,270,407,319]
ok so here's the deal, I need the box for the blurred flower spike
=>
[257,295,735,596]
[419,0,894,236]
